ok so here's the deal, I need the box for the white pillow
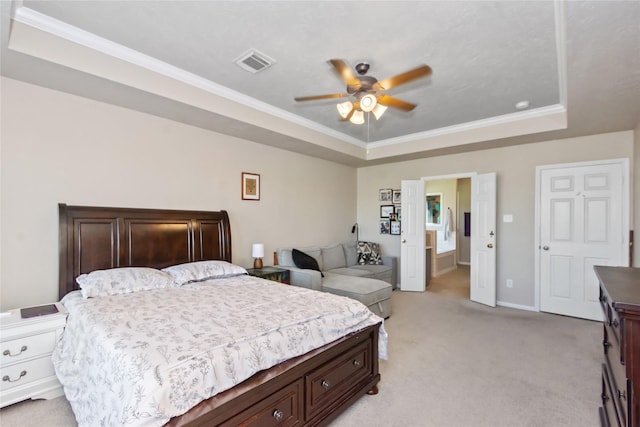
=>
[162,260,247,285]
[76,267,176,299]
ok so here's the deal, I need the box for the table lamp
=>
[252,243,264,269]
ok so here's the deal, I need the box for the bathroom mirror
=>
[426,193,442,225]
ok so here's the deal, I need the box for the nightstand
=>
[246,266,290,284]
[0,303,67,408]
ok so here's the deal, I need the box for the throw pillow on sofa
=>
[357,241,383,265]
[292,249,325,277]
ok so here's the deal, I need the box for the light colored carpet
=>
[1,266,601,426]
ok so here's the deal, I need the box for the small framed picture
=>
[379,189,393,202]
[380,205,395,218]
[390,220,401,235]
[241,172,260,200]
[392,190,401,204]
[395,205,402,221]
[379,219,390,234]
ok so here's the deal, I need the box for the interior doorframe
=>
[534,158,630,312]
[422,172,478,298]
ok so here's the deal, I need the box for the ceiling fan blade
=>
[374,64,432,91]
[328,59,360,87]
[294,93,349,102]
[377,95,417,112]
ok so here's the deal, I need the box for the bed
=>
[56,204,385,426]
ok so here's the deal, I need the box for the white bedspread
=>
[53,274,387,427]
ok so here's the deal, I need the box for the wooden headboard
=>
[58,204,232,299]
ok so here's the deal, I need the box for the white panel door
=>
[470,173,497,307]
[539,162,625,321]
[400,179,426,292]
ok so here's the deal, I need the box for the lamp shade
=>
[252,243,264,258]
[359,94,377,112]
[349,109,365,125]
[372,103,387,120]
[336,101,354,119]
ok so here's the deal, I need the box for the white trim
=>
[534,157,630,313]
[497,301,538,312]
[554,0,569,108]
[457,262,471,266]
[368,104,567,149]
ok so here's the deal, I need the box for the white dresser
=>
[0,303,67,408]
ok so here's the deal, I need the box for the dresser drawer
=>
[305,340,371,418]
[1,331,57,367]
[0,355,56,392]
[219,379,303,427]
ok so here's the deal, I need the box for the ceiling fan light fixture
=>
[372,103,387,120]
[337,101,354,119]
[349,109,365,125]
[359,94,377,112]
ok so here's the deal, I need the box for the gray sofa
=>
[276,242,396,318]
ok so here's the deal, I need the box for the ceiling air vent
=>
[234,49,275,74]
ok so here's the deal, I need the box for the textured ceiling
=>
[1,1,639,165]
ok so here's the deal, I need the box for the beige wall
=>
[0,78,357,310]
[357,130,635,308]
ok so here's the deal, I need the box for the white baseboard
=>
[496,300,538,312]
[457,261,470,266]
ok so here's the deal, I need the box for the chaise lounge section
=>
[276,242,396,318]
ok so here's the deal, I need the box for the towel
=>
[443,207,453,241]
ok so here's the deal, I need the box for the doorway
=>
[423,174,474,301]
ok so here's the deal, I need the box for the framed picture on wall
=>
[392,189,401,203]
[395,205,402,221]
[380,205,395,218]
[241,172,260,200]
[390,220,401,235]
[379,219,390,234]
[379,189,393,201]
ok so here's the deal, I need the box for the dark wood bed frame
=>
[58,204,380,426]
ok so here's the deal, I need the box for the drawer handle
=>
[272,409,284,421]
[612,319,619,328]
[618,389,626,400]
[353,359,361,367]
[3,345,27,357]
[321,380,330,390]
[2,370,27,383]
[601,393,609,403]
[603,340,610,349]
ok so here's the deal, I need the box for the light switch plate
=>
[503,214,513,223]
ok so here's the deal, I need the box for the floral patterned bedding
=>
[53,274,387,427]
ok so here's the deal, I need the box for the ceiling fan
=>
[294,59,432,124]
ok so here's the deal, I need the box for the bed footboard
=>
[167,323,381,427]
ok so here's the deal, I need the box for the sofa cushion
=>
[322,273,392,307]
[292,249,324,277]
[350,264,393,284]
[326,267,371,278]
[343,241,358,266]
[321,244,346,271]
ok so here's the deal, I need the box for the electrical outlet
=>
[506,279,513,288]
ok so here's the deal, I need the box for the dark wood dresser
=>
[596,266,640,427]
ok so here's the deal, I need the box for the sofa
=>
[276,242,396,318]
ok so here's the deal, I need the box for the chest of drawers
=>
[596,266,640,427]
[0,303,67,408]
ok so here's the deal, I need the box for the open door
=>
[400,179,426,292]
[470,173,497,307]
